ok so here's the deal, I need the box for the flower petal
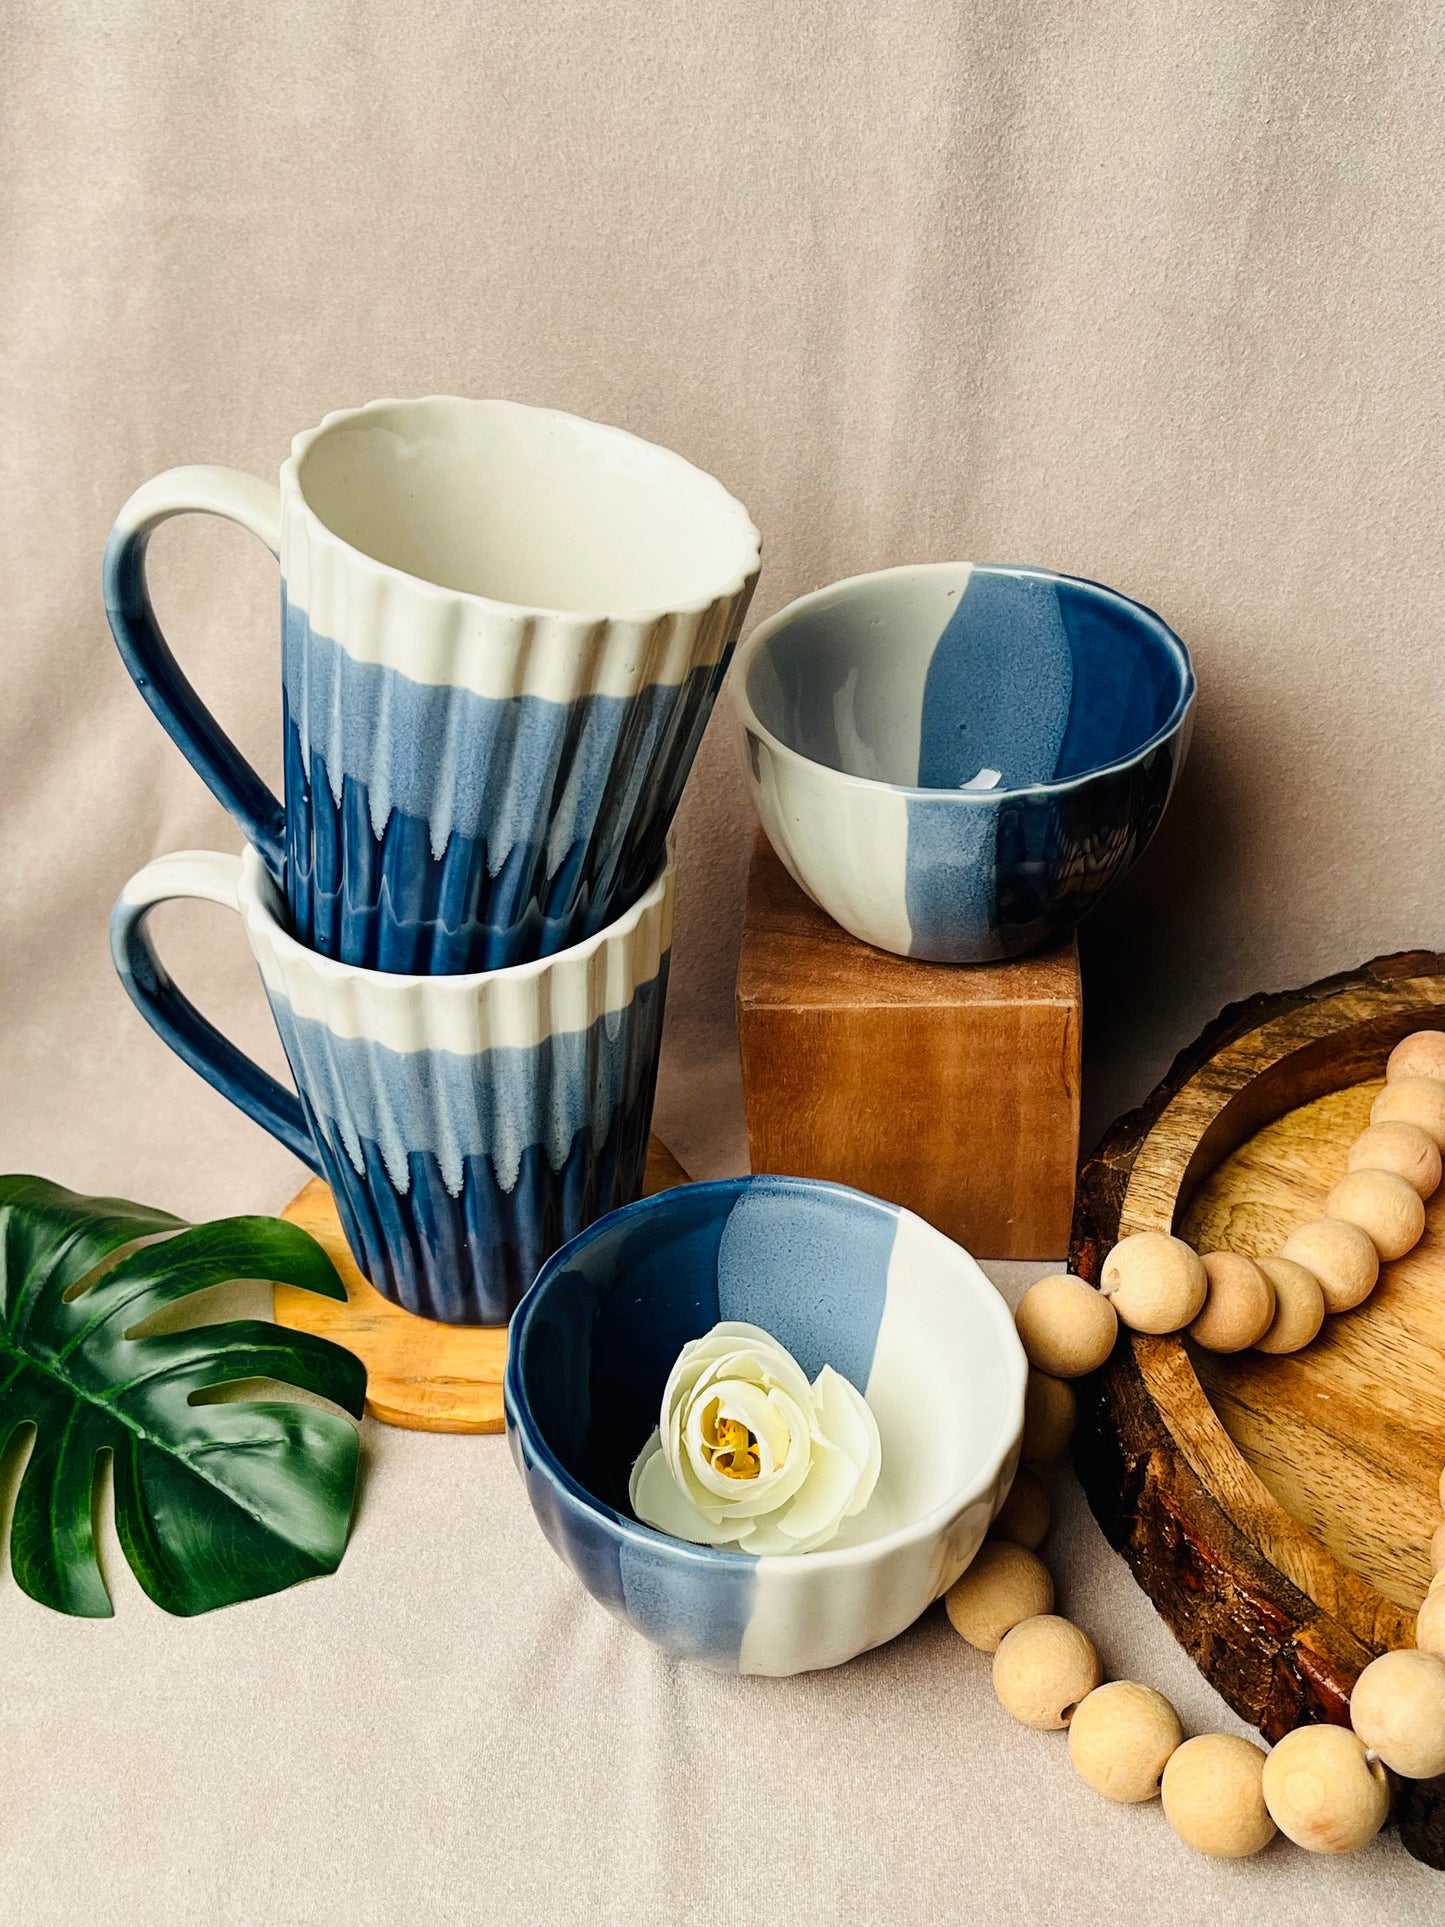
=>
[774,1435,860,1544]
[813,1365,882,1517]
[632,1438,749,1546]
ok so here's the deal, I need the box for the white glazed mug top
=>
[284,397,761,622]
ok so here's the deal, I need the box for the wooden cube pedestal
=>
[736,836,1081,1259]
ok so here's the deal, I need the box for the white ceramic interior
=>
[290,397,761,617]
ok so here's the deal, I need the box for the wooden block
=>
[736,834,1081,1259]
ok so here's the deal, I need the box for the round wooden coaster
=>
[275,1136,689,1435]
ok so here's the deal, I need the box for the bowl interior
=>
[511,1176,1022,1553]
[745,564,1191,791]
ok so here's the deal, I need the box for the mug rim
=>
[505,1173,1028,1576]
[730,560,1197,802]
[236,838,674,992]
[280,396,762,628]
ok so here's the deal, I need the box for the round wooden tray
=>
[274,1136,688,1435]
[1070,950,1445,1866]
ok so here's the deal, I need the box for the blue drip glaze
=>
[320,1113,657,1324]
[282,599,730,972]
[265,962,669,1323]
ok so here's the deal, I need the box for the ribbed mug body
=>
[277,398,759,973]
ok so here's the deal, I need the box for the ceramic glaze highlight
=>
[506,1176,1027,1674]
[731,562,1195,963]
[110,846,674,1324]
[105,397,759,974]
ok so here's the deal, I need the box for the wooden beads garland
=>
[944,1541,1053,1652]
[1350,1650,1445,1780]
[1083,1036,1445,1365]
[1189,1252,1275,1352]
[992,1614,1101,1729]
[1021,1368,1076,1461]
[1253,1256,1325,1354]
[989,1466,1051,1551]
[1014,1274,1118,1378]
[1161,1735,1276,1857]
[1324,1169,1426,1262]
[1347,1120,1442,1198]
[1098,1232,1206,1333]
[1373,1075,1445,1149]
[1068,1681,1183,1802]
[1261,1726,1390,1854]
[1388,1032,1445,1085]
[1278,1218,1379,1313]
[980,1032,1445,1861]
[945,1508,1407,1860]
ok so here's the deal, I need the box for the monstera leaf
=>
[0,1175,366,1617]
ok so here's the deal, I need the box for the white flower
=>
[628,1321,882,1555]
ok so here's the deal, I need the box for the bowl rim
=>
[505,1173,1028,1574]
[729,560,1197,802]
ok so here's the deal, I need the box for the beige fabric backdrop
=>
[3,2,1444,1921]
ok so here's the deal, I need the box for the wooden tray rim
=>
[1071,949,1445,1735]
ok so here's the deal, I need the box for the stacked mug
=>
[106,397,761,1323]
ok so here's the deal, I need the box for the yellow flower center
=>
[702,1404,762,1480]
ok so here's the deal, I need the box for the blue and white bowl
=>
[730,563,1195,963]
[111,843,673,1324]
[505,1176,1026,1675]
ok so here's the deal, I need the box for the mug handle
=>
[103,467,288,882]
[110,850,322,1176]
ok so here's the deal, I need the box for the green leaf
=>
[0,1175,366,1617]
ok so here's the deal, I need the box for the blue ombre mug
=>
[110,844,674,1324]
[105,398,759,974]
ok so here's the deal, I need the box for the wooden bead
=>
[1189,1253,1275,1352]
[1261,1724,1389,1853]
[1350,1648,1445,1778]
[1416,1585,1445,1658]
[1021,1369,1076,1462]
[1161,1734,1276,1857]
[1431,1518,1445,1572]
[1440,1463,1445,1512]
[1324,1168,1426,1262]
[1278,1219,1379,1313]
[1100,1232,1207,1334]
[1014,1275,1118,1378]
[992,1615,1102,1730]
[945,1541,1054,1651]
[1348,1120,1442,1200]
[1372,1076,1445,1152]
[1067,1681,1183,1803]
[990,1467,1051,1551]
[1387,1030,1445,1085]
[1253,1257,1326,1355]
